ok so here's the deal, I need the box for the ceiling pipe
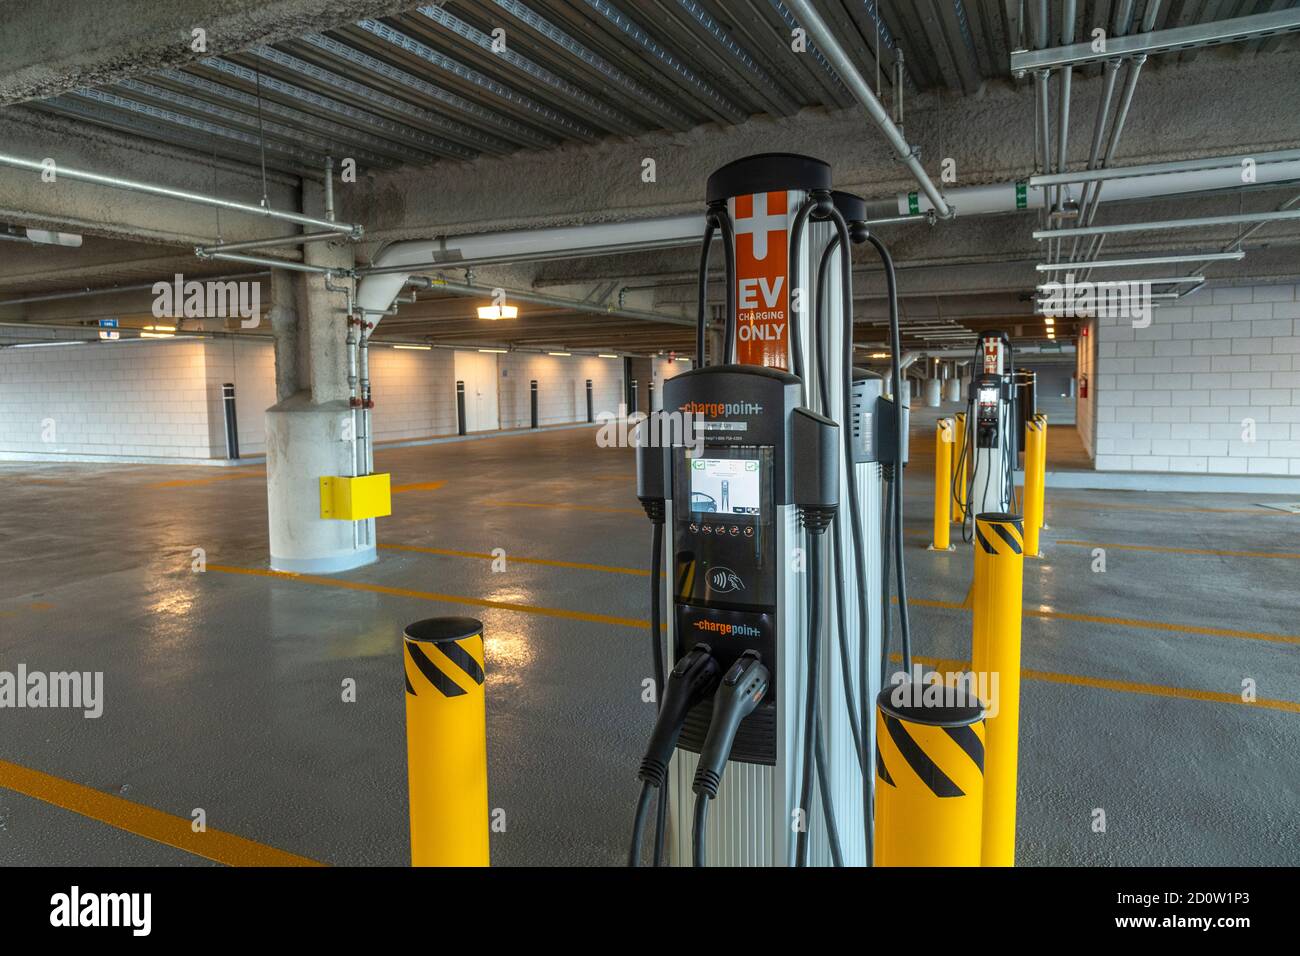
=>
[1052,0,1078,264]
[1034,207,1300,240]
[783,0,953,219]
[0,272,270,308]
[405,276,694,328]
[0,151,361,238]
[1077,0,1166,279]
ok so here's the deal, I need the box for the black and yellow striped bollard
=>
[970,513,1025,867]
[874,681,986,867]
[404,617,490,866]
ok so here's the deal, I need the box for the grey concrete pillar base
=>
[266,394,376,574]
[270,546,377,574]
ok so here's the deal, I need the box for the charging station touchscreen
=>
[689,458,761,516]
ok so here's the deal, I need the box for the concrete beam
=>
[0,108,304,246]
[345,50,1300,242]
[0,1,420,105]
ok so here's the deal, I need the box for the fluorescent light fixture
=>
[143,324,175,332]
[548,351,571,357]
[140,331,174,338]
[870,352,890,359]
[478,348,508,353]
[393,344,431,350]
[477,304,518,320]
[1036,251,1245,272]
[598,353,619,359]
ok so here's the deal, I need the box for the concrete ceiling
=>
[1,0,1298,356]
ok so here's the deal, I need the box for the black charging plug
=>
[691,650,770,798]
[637,644,721,788]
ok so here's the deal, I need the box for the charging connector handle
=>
[691,651,771,799]
[637,644,722,788]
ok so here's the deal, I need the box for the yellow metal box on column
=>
[319,473,392,520]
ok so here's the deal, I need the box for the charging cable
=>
[628,643,721,866]
[690,651,770,867]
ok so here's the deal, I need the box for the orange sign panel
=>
[733,191,790,369]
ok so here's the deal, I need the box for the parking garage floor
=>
[1,409,1297,867]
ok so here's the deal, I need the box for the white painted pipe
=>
[895,158,1300,216]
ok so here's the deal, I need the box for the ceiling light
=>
[478,348,508,354]
[477,304,518,320]
[393,344,431,350]
[1044,317,1054,326]
[598,353,619,359]
[548,351,571,357]
[140,331,174,338]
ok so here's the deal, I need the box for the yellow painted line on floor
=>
[897,655,1300,715]
[0,758,321,867]
[1019,605,1300,646]
[0,601,54,619]
[489,500,644,515]
[391,480,446,494]
[1052,498,1294,516]
[204,565,1296,715]
[379,542,651,577]
[1056,539,1300,560]
[206,564,651,630]
[147,469,265,489]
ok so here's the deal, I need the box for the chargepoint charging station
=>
[957,330,1018,542]
[631,154,912,867]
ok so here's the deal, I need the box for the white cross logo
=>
[733,192,786,261]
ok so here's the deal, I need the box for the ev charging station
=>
[958,330,1018,542]
[631,154,911,867]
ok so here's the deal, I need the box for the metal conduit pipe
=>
[196,250,350,275]
[404,277,694,328]
[1078,0,1165,279]
[0,151,361,238]
[784,0,953,219]
[0,272,269,309]
[1052,0,1078,265]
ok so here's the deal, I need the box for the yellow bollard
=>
[1023,420,1043,558]
[952,412,967,522]
[929,418,955,551]
[970,513,1025,867]
[1035,414,1048,530]
[404,617,490,866]
[874,681,986,867]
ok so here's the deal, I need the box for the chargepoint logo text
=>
[693,619,761,638]
[1039,274,1153,328]
[677,400,764,418]
[152,274,261,328]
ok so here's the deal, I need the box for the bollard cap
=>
[877,681,984,727]
[404,617,483,644]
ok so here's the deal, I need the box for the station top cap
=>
[705,153,832,204]
[877,682,984,727]
[404,617,484,644]
[831,190,867,223]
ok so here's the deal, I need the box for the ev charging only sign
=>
[733,191,790,370]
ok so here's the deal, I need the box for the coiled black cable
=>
[694,213,718,366]
[864,232,913,674]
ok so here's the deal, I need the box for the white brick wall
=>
[497,353,622,429]
[1093,283,1300,475]
[0,339,213,458]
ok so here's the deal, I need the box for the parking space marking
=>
[0,758,321,867]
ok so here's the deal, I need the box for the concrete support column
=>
[265,180,370,572]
